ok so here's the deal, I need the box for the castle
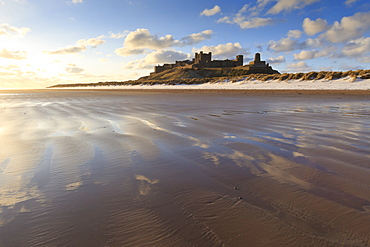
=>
[152,52,279,74]
[243,53,279,74]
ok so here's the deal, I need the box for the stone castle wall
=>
[153,52,278,75]
[154,51,243,73]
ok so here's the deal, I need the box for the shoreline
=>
[2,88,370,95]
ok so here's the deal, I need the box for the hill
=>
[47,68,370,88]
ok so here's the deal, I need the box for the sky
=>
[0,0,370,89]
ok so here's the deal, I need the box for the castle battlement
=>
[153,51,243,74]
[153,52,279,75]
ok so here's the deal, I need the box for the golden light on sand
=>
[1,90,370,245]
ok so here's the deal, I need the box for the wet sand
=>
[8,88,370,95]
[1,90,370,246]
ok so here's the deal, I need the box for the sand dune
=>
[47,77,370,92]
[47,69,370,90]
[1,90,370,246]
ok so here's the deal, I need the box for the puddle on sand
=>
[140,119,209,148]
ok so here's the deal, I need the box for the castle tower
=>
[254,53,261,63]
[194,51,212,66]
[236,55,243,66]
[249,53,265,66]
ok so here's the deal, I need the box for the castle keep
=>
[153,52,279,75]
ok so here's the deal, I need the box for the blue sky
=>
[0,0,370,88]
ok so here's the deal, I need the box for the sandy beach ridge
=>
[44,68,370,94]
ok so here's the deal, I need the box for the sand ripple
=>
[0,91,370,246]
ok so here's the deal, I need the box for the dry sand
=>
[1,90,370,246]
[47,76,370,91]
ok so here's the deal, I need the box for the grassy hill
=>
[138,66,263,80]
[48,67,370,88]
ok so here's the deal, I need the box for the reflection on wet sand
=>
[0,90,370,246]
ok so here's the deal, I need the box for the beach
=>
[47,76,370,92]
[1,89,370,246]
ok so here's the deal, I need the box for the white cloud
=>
[0,23,30,37]
[200,5,221,16]
[217,4,283,29]
[286,61,312,72]
[116,29,213,57]
[302,17,329,36]
[44,44,86,55]
[123,50,191,70]
[115,47,146,57]
[192,42,248,58]
[217,16,281,29]
[145,50,190,65]
[0,49,27,59]
[180,30,213,46]
[0,64,20,70]
[71,0,83,4]
[342,37,370,57]
[287,29,302,38]
[248,1,270,16]
[44,37,105,55]
[267,0,320,14]
[293,46,335,60]
[267,55,286,64]
[345,0,359,6]
[268,37,304,52]
[320,12,370,43]
[216,0,321,30]
[121,29,176,50]
[109,31,128,39]
[217,16,232,24]
[240,17,280,29]
[305,38,322,47]
[293,50,316,60]
[98,31,129,39]
[65,64,84,73]
[268,28,323,52]
[83,38,106,48]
